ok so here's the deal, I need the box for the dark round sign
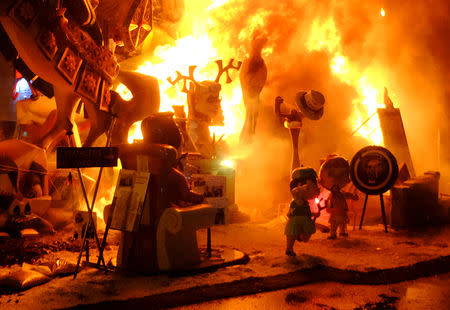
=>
[350,146,398,195]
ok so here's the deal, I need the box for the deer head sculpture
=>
[167,59,241,125]
[167,59,241,158]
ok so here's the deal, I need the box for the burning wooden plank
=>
[377,88,415,177]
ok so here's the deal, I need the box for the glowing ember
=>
[115,83,133,101]
[127,121,143,144]
[380,8,386,17]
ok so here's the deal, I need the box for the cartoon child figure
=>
[318,154,358,239]
[285,167,320,256]
[326,184,358,239]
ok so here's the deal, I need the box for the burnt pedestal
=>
[391,171,440,228]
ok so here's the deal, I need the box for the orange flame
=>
[128,3,384,148]
[127,0,272,149]
[307,17,385,145]
[127,121,143,144]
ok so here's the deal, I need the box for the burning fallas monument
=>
[0,0,449,309]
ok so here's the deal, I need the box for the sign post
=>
[57,147,118,168]
[350,146,399,232]
[58,119,118,278]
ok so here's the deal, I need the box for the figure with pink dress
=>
[319,155,358,239]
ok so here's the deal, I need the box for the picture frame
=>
[56,47,83,84]
[9,0,39,28]
[109,169,150,232]
[37,28,58,60]
[76,65,102,103]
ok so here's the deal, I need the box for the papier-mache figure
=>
[319,155,358,239]
[140,113,204,207]
[168,60,241,158]
[326,185,358,239]
[285,167,320,256]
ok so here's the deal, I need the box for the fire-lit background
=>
[115,0,450,218]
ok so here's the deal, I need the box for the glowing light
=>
[331,55,348,75]
[127,121,143,144]
[115,83,133,101]
[137,34,221,114]
[306,18,341,53]
[16,78,30,93]
[15,78,33,100]
[380,8,385,17]
[315,198,320,204]
[220,159,234,168]
[207,0,229,11]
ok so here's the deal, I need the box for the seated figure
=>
[140,113,204,207]
[116,112,220,272]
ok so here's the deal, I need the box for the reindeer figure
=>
[168,59,241,158]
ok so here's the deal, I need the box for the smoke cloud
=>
[140,1,450,218]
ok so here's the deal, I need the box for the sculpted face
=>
[193,81,223,122]
[304,179,320,200]
[366,159,383,183]
[292,179,320,202]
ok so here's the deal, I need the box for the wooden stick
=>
[351,111,378,136]
[73,117,117,278]
[359,194,369,230]
[96,197,117,269]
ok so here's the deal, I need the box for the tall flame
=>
[133,0,267,148]
[129,2,385,147]
[306,17,385,145]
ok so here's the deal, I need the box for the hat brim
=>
[295,92,324,120]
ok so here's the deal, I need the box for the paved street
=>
[175,272,450,310]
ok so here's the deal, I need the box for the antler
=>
[167,65,199,93]
[215,59,242,84]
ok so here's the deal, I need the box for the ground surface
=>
[0,217,449,309]
[174,273,450,310]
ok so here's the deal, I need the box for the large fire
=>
[125,0,274,149]
[84,1,449,223]
[306,15,388,145]
[127,1,392,147]
[113,0,446,217]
